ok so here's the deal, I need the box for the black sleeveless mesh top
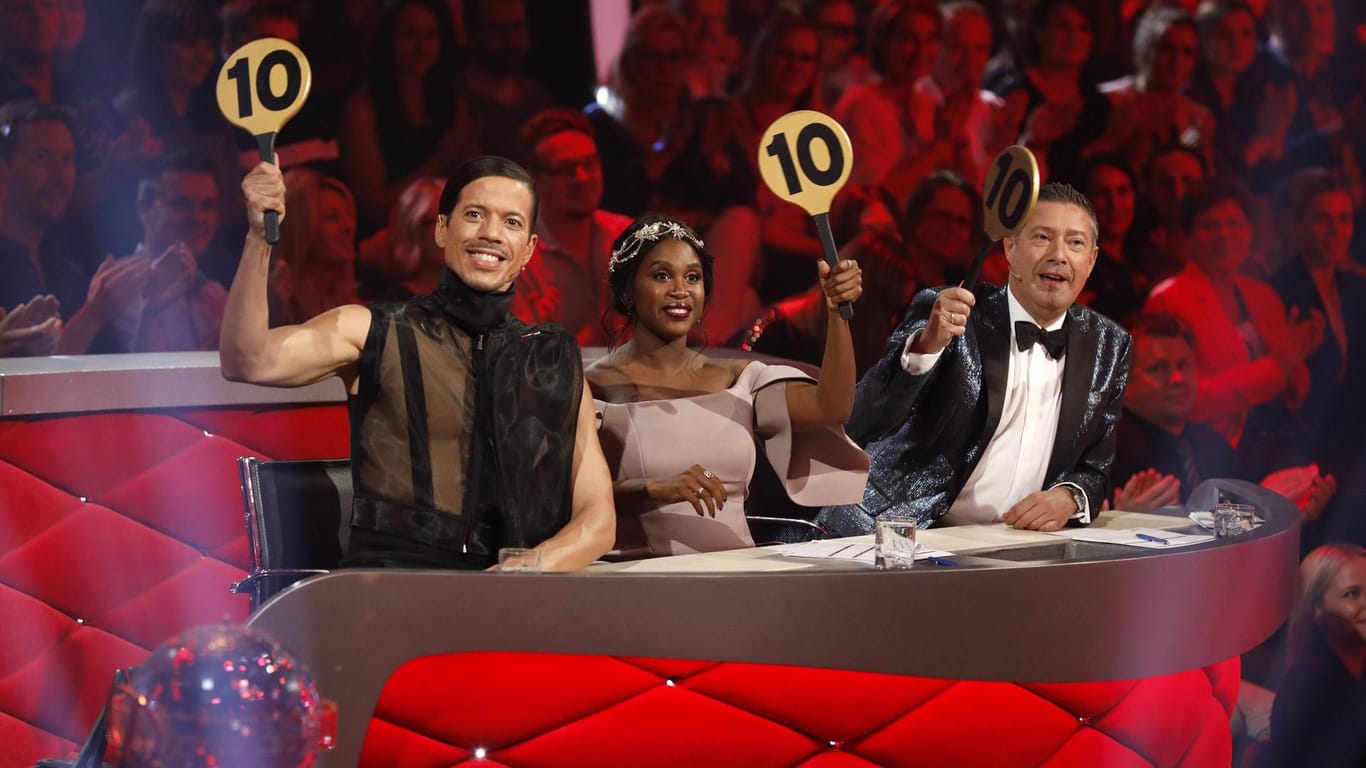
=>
[343,271,582,569]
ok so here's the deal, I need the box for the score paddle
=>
[757,110,855,320]
[963,144,1040,287]
[215,38,313,244]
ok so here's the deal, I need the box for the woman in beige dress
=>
[586,215,869,558]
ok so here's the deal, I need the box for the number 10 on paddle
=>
[758,110,855,320]
[216,38,313,244]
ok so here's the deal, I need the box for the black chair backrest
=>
[238,457,353,609]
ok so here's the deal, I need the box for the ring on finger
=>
[702,469,715,479]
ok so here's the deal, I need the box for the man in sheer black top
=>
[221,155,615,571]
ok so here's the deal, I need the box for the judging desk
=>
[248,479,1297,768]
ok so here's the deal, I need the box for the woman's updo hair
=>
[607,213,715,317]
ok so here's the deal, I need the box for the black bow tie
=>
[1015,321,1067,360]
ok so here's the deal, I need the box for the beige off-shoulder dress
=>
[594,361,870,558]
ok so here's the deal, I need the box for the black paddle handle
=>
[255,132,280,244]
[963,238,993,289]
[812,212,854,320]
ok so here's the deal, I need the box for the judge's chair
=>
[231,456,353,610]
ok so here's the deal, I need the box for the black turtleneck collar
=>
[433,268,514,334]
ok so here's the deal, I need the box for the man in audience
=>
[0,99,141,354]
[113,150,229,352]
[923,0,1005,185]
[221,155,615,571]
[820,183,1131,533]
[460,0,554,162]
[514,108,630,346]
[1111,312,1335,519]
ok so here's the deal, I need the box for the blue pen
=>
[1136,532,1169,545]
[927,556,959,567]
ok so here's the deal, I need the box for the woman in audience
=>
[1081,158,1149,323]
[725,10,827,303]
[833,0,945,202]
[985,0,1110,184]
[339,0,478,230]
[1188,0,1296,180]
[1261,543,1366,767]
[585,6,689,218]
[586,214,868,558]
[116,0,220,154]
[269,168,359,326]
[1271,169,1366,535]
[1091,5,1216,175]
[356,177,445,302]
[1143,179,1323,465]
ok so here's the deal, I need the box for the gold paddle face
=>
[757,110,854,216]
[981,145,1041,241]
[215,38,312,136]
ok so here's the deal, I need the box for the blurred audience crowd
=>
[0,0,1364,757]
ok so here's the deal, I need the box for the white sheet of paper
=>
[1047,527,1214,549]
[774,539,955,563]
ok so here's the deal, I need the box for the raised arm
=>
[532,380,616,571]
[219,163,370,388]
[784,258,863,430]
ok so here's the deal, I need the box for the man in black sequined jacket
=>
[819,183,1131,535]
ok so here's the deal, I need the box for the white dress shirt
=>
[900,287,1088,525]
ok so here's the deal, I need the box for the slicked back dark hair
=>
[438,155,539,228]
[1035,181,1100,245]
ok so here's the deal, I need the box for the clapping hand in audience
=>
[85,254,153,321]
[1111,469,1182,512]
[144,243,197,313]
[1261,464,1337,522]
[0,295,63,357]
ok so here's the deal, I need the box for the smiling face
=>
[434,175,537,292]
[1003,200,1097,325]
[314,186,358,266]
[393,3,442,77]
[1316,558,1366,650]
[3,118,75,227]
[630,237,706,342]
[141,169,218,257]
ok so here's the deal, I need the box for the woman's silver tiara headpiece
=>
[607,220,705,274]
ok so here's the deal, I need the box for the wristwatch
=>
[1063,485,1086,516]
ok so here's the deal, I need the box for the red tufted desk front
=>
[1,354,1297,768]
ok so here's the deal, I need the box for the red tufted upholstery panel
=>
[361,653,1240,768]
[0,404,349,768]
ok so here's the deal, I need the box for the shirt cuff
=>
[1053,481,1091,524]
[900,330,942,374]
